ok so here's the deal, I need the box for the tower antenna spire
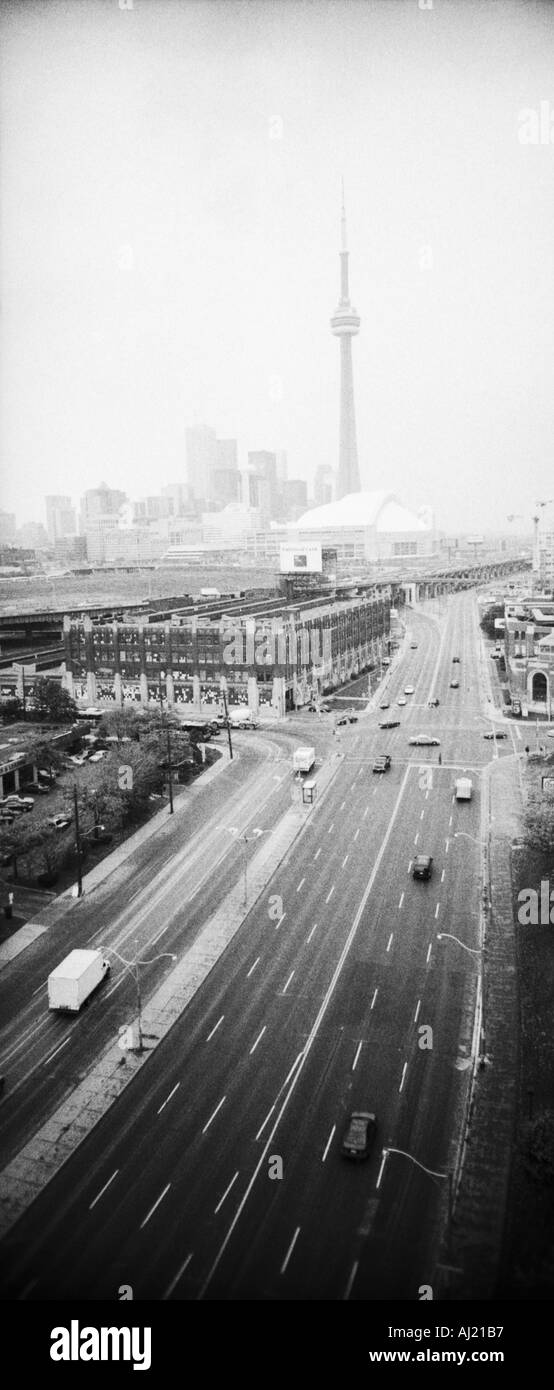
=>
[331,187,361,498]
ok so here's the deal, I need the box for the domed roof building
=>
[290,489,437,565]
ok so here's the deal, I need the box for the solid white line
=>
[163,1253,193,1300]
[202,1095,226,1134]
[408,860,412,873]
[399,1061,408,1093]
[354,828,360,841]
[426,942,432,964]
[296,877,305,893]
[435,902,440,918]
[157,1082,180,1115]
[247,956,260,978]
[255,1105,275,1141]
[250,1026,266,1056]
[198,764,413,1300]
[307,922,318,943]
[314,847,321,860]
[281,1227,301,1274]
[206,1015,224,1042]
[441,869,445,883]
[449,815,453,827]
[275,912,286,930]
[343,1261,359,1301]
[414,832,419,846]
[322,1124,336,1162]
[43,1037,70,1067]
[325,885,335,903]
[149,921,171,948]
[371,987,378,1010]
[89,1169,119,1210]
[282,971,294,995]
[414,998,421,1024]
[32,979,47,998]
[386,932,393,952]
[328,822,335,834]
[445,839,449,854]
[376,1150,388,1190]
[352,1040,363,1071]
[398,891,405,909]
[140,1183,170,1229]
[342,854,349,868]
[214,1171,239,1215]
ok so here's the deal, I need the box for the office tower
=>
[45,495,76,545]
[185,424,217,506]
[314,465,335,507]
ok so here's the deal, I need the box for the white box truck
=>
[293,746,316,774]
[454,777,472,802]
[48,949,111,1013]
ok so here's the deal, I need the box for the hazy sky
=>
[1,0,553,533]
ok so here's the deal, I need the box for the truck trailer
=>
[48,949,111,1013]
[454,777,472,801]
[293,746,316,774]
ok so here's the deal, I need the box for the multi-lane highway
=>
[0,591,516,1300]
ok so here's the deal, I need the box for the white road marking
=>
[140,1183,170,1229]
[399,1061,408,1093]
[376,1150,388,1190]
[307,922,318,943]
[163,1253,193,1300]
[351,782,357,792]
[43,1037,70,1067]
[398,891,405,909]
[206,1015,224,1042]
[328,822,335,834]
[445,838,450,854]
[426,942,432,964]
[314,847,321,860]
[414,998,421,1024]
[296,877,305,892]
[250,1026,267,1056]
[425,789,429,800]
[32,980,47,998]
[352,1040,363,1071]
[89,1169,119,1210]
[420,809,425,820]
[282,971,295,995]
[371,987,378,1010]
[322,1125,336,1162]
[325,885,335,903]
[414,832,419,845]
[386,932,393,952]
[363,805,369,818]
[408,860,413,873]
[343,1261,359,1301]
[449,815,453,827]
[373,785,378,796]
[342,854,349,868]
[441,869,445,883]
[247,956,260,978]
[256,1105,275,1141]
[515,724,521,741]
[354,828,360,841]
[157,1082,180,1115]
[202,1095,226,1134]
[281,1227,301,1275]
[275,912,286,931]
[435,902,440,918]
[214,1171,239,1215]
[340,800,346,810]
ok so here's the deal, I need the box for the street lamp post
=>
[103,943,177,1052]
[437,927,486,1066]
[379,1146,454,1258]
[158,672,174,814]
[73,783,83,898]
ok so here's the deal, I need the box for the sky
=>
[1,0,554,535]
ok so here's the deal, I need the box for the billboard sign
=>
[280,543,323,574]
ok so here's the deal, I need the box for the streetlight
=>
[437,931,486,1067]
[377,1145,454,1257]
[103,943,177,1052]
[224,826,264,905]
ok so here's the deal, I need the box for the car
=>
[88,750,107,762]
[452,656,460,663]
[47,814,72,831]
[379,700,390,710]
[307,702,331,714]
[373,754,391,773]
[408,735,441,746]
[337,713,358,726]
[410,643,418,649]
[428,697,440,707]
[450,680,459,689]
[1,796,33,811]
[483,730,508,740]
[397,696,407,707]
[341,1111,377,1160]
[413,854,433,881]
[404,685,415,695]
[381,657,391,666]
[69,755,86,766]
[379,719,400,729]
[21,783,50,795]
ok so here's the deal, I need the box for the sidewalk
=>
[0,749,343,1238]
[448,753,522,1299]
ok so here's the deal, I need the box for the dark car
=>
[373,754,391,773]
[413,854,433,881]
[341,1111,377,1160]
[337,714,358,726]
[428,697,440,707]
[483,730,508,740]
[379,700,390,710]
[410,642,418,649]
[379,719,400,730]
[452,656,460,663]
[450,679,459,689]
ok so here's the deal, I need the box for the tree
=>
[480,605,504,641]
[22,739,65,781]
[524,803,554,857]
[112,743,164,823]
[32,678,77,725]
[0,818,43,879]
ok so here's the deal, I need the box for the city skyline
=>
[1,1,554,535]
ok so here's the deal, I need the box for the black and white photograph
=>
[0,0,553,1363]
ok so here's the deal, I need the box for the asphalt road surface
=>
[0,592,515,1300]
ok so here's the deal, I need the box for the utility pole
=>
[73,783,83,898]
[222,687,233,760]
[159,670,174,813]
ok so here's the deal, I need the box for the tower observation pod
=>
[330,188,361,499]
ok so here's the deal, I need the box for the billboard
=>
[280,543,323,574]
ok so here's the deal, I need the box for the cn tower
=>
[330,186,361,498]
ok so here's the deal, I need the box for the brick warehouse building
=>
[62,588,391,719]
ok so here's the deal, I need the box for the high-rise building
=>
[537,504,554,591]
[162,483,189,516]
[314,465,335,507]
[16,521,50,550]
[0,512,16,545]
[275,450,288,485]
[216,438,238,472]
[79,484,128,564]
[283,478,308,521]
[45,495,76,545]
[185,425,217,506]
[330,189,361,498]
[248,451,278,518]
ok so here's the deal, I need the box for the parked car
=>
[379,719,400,730]
[450,680,459,689]
[47,814,72,831]
[409,735,441,746]
[337,713,358,726]
[69,755,86,766]
[483,730,507,740]
[452,656,460,663]
[413,854,433,881]
[428,697,440,707]
[88,750,107,762]
[410,643,418,649]
[372,754,391,773]
[1,796,34,811]
[341,1111,377,1160]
